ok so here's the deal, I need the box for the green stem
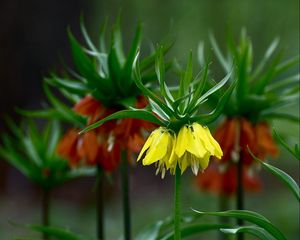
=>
[218,195,230,240]
[236,157,244,240]
[235,119,244,240]
[174,165,181,240]
[96,165,104,240]
[121,151,131,240]
[42,188,50,240]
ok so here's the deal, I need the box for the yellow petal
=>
[179,153,189,174]
[176,124,207,159]
[137,129,156,161]
[168,136,177,165]
[142,131,170,165]
[198,153,210,170]
[204,127,223,159]
[175,125,189,158]
[187,125,207,158]
[193,123,215,154]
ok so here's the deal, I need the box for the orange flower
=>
[73,95,118,134]
[214,118,278,165]
[57,95,155,172]
[56,129,81,166]
[196,117,278,195]
[196,163,261,196]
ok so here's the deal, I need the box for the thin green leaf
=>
[190,78,236,123]
[80,16,98,53]
[140,42,173,72]
[155,47,174,105]
[45,75,88,96]
[29,225,87,240]
[209,33,230,72]
[161,223,231,240]
[17,108,66,121]
[265,74,299,92]
[149,99,170,121]
[68,30,111,95]
[0,145,32,178]
[135,221,164,240]
[122,23,142,90]
[251,51,283,94]
[186,63,208,113]
[194,69,232,107]
[43,84,86,126]
[221,226,276,240]
[99,17,108,52]
[133,52,174,118]
[274,55,299,76]
[251,38,280,81]
[197,41,206,67]
[65,167,97,180]
[192,209,286,240]
[46,121,61,159]
[80,109,165,134]
[273,130,300,160]
[249,148,300,201]
[180,51,193,98]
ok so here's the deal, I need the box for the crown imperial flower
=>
[138,123,223,177]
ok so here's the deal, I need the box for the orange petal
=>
[82,131,99,164]
[255,122,279,158]
[56,129,80,165]
[73,95,104,117]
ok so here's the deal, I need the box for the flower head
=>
[138,123,223,177]
[138,127,175,178]
[214,118,278,166]
[196,117,278,194]
[80,48,234,177]
[56,95,155,171]
[22,18,167,172]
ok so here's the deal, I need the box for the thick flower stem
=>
[236,156,244,240]
[96,165,104,240]
[174,165,181,240]
[235,119,244,240]
[42,188,51,240]
[121,151,131,240]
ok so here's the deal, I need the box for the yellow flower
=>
[172,123,222,175]
[137,127,175,178]
[137,123,223,177]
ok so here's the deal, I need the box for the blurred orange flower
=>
[214,118,278,165]
[197,117,278,195]
[56,95,156,171]
[196,162,261,196]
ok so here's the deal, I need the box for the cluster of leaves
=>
[201,29,299,123]
[21,18,171,127]
[81,49,236,134]
[0,119,95,189]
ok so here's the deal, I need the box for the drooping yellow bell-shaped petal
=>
[175,125,206,158]
[175,125,189,158]
[137,130,156,161]
[174,123,223,175]
[203,126,223,159]
[192,123,215,154]
[143,130,170,165]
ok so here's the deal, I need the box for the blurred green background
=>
[0,0,299,239]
